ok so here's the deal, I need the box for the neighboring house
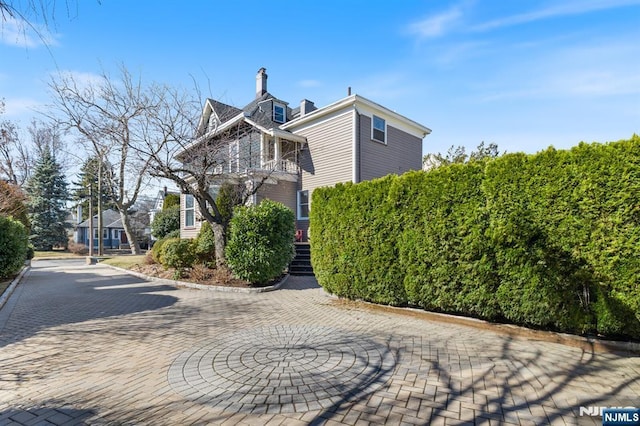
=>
[75,208,128,249]
[149,187,180,241]
[178,68,431,241]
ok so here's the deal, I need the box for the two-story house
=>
[179,68,431,241]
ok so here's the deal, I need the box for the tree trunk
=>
[212,221,227,269]
[119,210,142,255]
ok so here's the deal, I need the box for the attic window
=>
[372,115,386,144]
[273,103,285,123]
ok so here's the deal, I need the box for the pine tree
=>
[25,147,70,250]
[71,156,117,221]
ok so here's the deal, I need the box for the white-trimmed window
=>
[273,103,286,123]
[185,194,195,227]
[372,115,386,144]
[93,228,109,239]
[297,190,309,220]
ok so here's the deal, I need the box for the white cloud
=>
[51,70,106,91]
[1,97,43,118]
[472,0,640,32]
[297,79,322,88]
[0,16,59,48]
[406,4,465,39]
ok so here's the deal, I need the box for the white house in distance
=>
[178,68,431,241]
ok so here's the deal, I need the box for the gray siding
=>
[296,109,353,194]
[359,115,423,181]
[291,110,354,241]
[256,180,297,213]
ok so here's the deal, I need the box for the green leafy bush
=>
[194,221,216,267]
[162,193,180,210]
[151,206,180,239]
[160,238,196,278]
[0,215,29,278]
[150,229,180,264]
[311,136,640,339]
[226,200,295,285]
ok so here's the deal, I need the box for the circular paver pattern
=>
[168,325,396,413]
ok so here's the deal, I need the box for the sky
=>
[1,0,639,167]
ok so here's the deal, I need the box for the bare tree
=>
[137,87,293,268]
[0,99,31,186]
[27,119,67,165]
[50,65,292,265]
[48,66,158,255]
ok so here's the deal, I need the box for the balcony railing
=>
[262,159,300,174]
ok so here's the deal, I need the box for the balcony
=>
[262,158,300,174]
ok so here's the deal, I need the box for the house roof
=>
[76,209,123,229]
[282,94,431,138]
[208,99,242,123]
[240,92,289,130]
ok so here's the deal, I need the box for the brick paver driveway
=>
[0,259,638,425]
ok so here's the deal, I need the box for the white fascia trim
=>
[243,118,307,143]
[283,94,432,138]
[352,107,358,183]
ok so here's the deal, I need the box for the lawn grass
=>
[100,255,147,269]
[33,250,83,259]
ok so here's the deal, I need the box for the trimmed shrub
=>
[0,215,29,278]
[226,200,295,285]
[160,238,196,278]
[150,229,179,264]
[194,221,216,267]
[151,206,180,239]
[311,136,640,339]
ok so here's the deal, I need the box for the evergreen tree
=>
[25,147,70,250]
[71,156,117,221]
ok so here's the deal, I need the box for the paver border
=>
[336,298,640,355]
[102,264,289,293]
[0,264,30,311]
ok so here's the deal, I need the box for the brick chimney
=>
[256,67,267,98]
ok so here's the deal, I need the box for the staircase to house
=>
[289,243,314,276]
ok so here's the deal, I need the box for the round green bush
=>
[161,238,196,271]
[150,229,180,265]
[225,200,295,285]
[0,215,29,278]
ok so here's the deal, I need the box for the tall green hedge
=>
[0,215,29,278]
[310,136,640,339]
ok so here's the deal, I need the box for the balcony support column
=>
[260,134,266,168]
[274,136,281,166]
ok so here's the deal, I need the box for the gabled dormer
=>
[195,99,242,138]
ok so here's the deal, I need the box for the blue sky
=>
[1,0,639,160]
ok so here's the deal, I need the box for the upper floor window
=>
[185,194,195,228]
[273,103,286,123]
[372,115,386,144]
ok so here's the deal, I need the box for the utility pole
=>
[97,154,104,256]
[88,184,94,257]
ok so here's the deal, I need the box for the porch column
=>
[274,136,281,168]
[260,133,266,168]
